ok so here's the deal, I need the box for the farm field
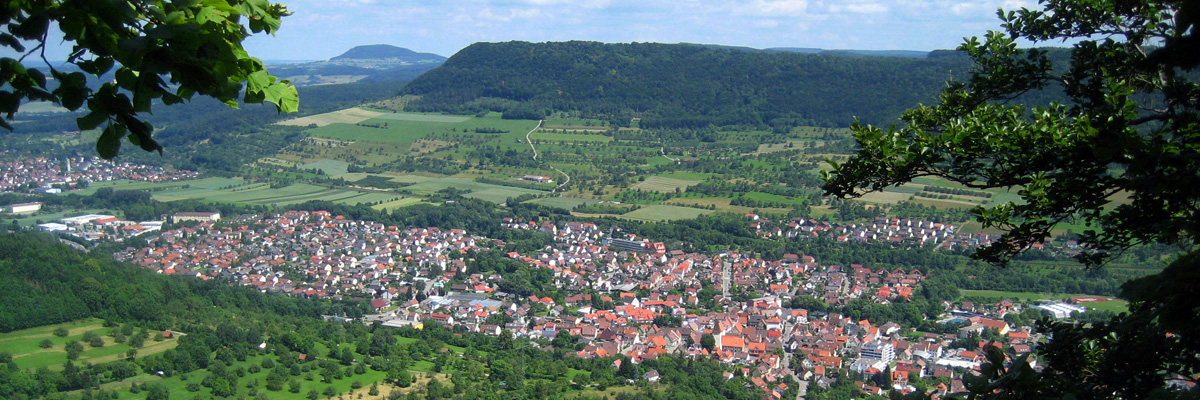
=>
[70,178,412,209]
[275,107,384,127]
[621,205,714,221]
[633,176,703,193]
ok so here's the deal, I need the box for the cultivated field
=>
[633,176,703,193]
[621,205,714,221]
[275,107,384,127]
[74,178,412,209]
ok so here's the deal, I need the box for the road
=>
[524,120,571,192]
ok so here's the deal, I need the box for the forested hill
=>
[401,41,974,128]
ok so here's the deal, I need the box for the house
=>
[522,175,553,184]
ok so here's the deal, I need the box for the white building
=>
[3,202,42,214]
[860,340,896,364]
[171,211,221,223]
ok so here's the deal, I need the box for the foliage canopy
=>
[824,0,1198,398]
[0,0,298,158]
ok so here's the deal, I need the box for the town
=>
[111,210,1060,399]
[0,156,199,193]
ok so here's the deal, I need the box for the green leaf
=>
[27,69,46,88]
[0,33,24,53]
[263,81,299,113]
[77,112,109,131]
[0,90,19,116]
[97,124,126,159]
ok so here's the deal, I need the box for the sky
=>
[241,0,1038,60]
[7,0,1038,62]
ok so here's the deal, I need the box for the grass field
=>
[529,131,613,142]
[402,178,546,198]
[464,188,543,203]
[371,197,426,210]
[659,171,716,181]
[306,123,429,143]
[859,190,918,205]
[0,318,179,371]
[275,107,383,127]
[621,205,714,221]
[390,174,437,184]
[369,112,471,123]
[664,197,790,215]
[301,159,350,176]
[525,196,601,210]
[72,178,414,209]
[633,176,702,193]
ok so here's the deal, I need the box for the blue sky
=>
[6,0,1038,62]
[242,0,1038,60]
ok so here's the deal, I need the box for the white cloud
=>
[838,3,887,13]
[519,0,613,9]
[750,0,809,17]
[755,19,781,28]
[477,7,544,22]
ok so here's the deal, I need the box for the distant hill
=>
[401,41,976,128]
[331,44,445,63]
[270,44,446,86]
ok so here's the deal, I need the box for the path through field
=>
[526,120,571,192]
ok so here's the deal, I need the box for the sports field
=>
[621,205,714,221]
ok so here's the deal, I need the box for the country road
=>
[525,120,571,192]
